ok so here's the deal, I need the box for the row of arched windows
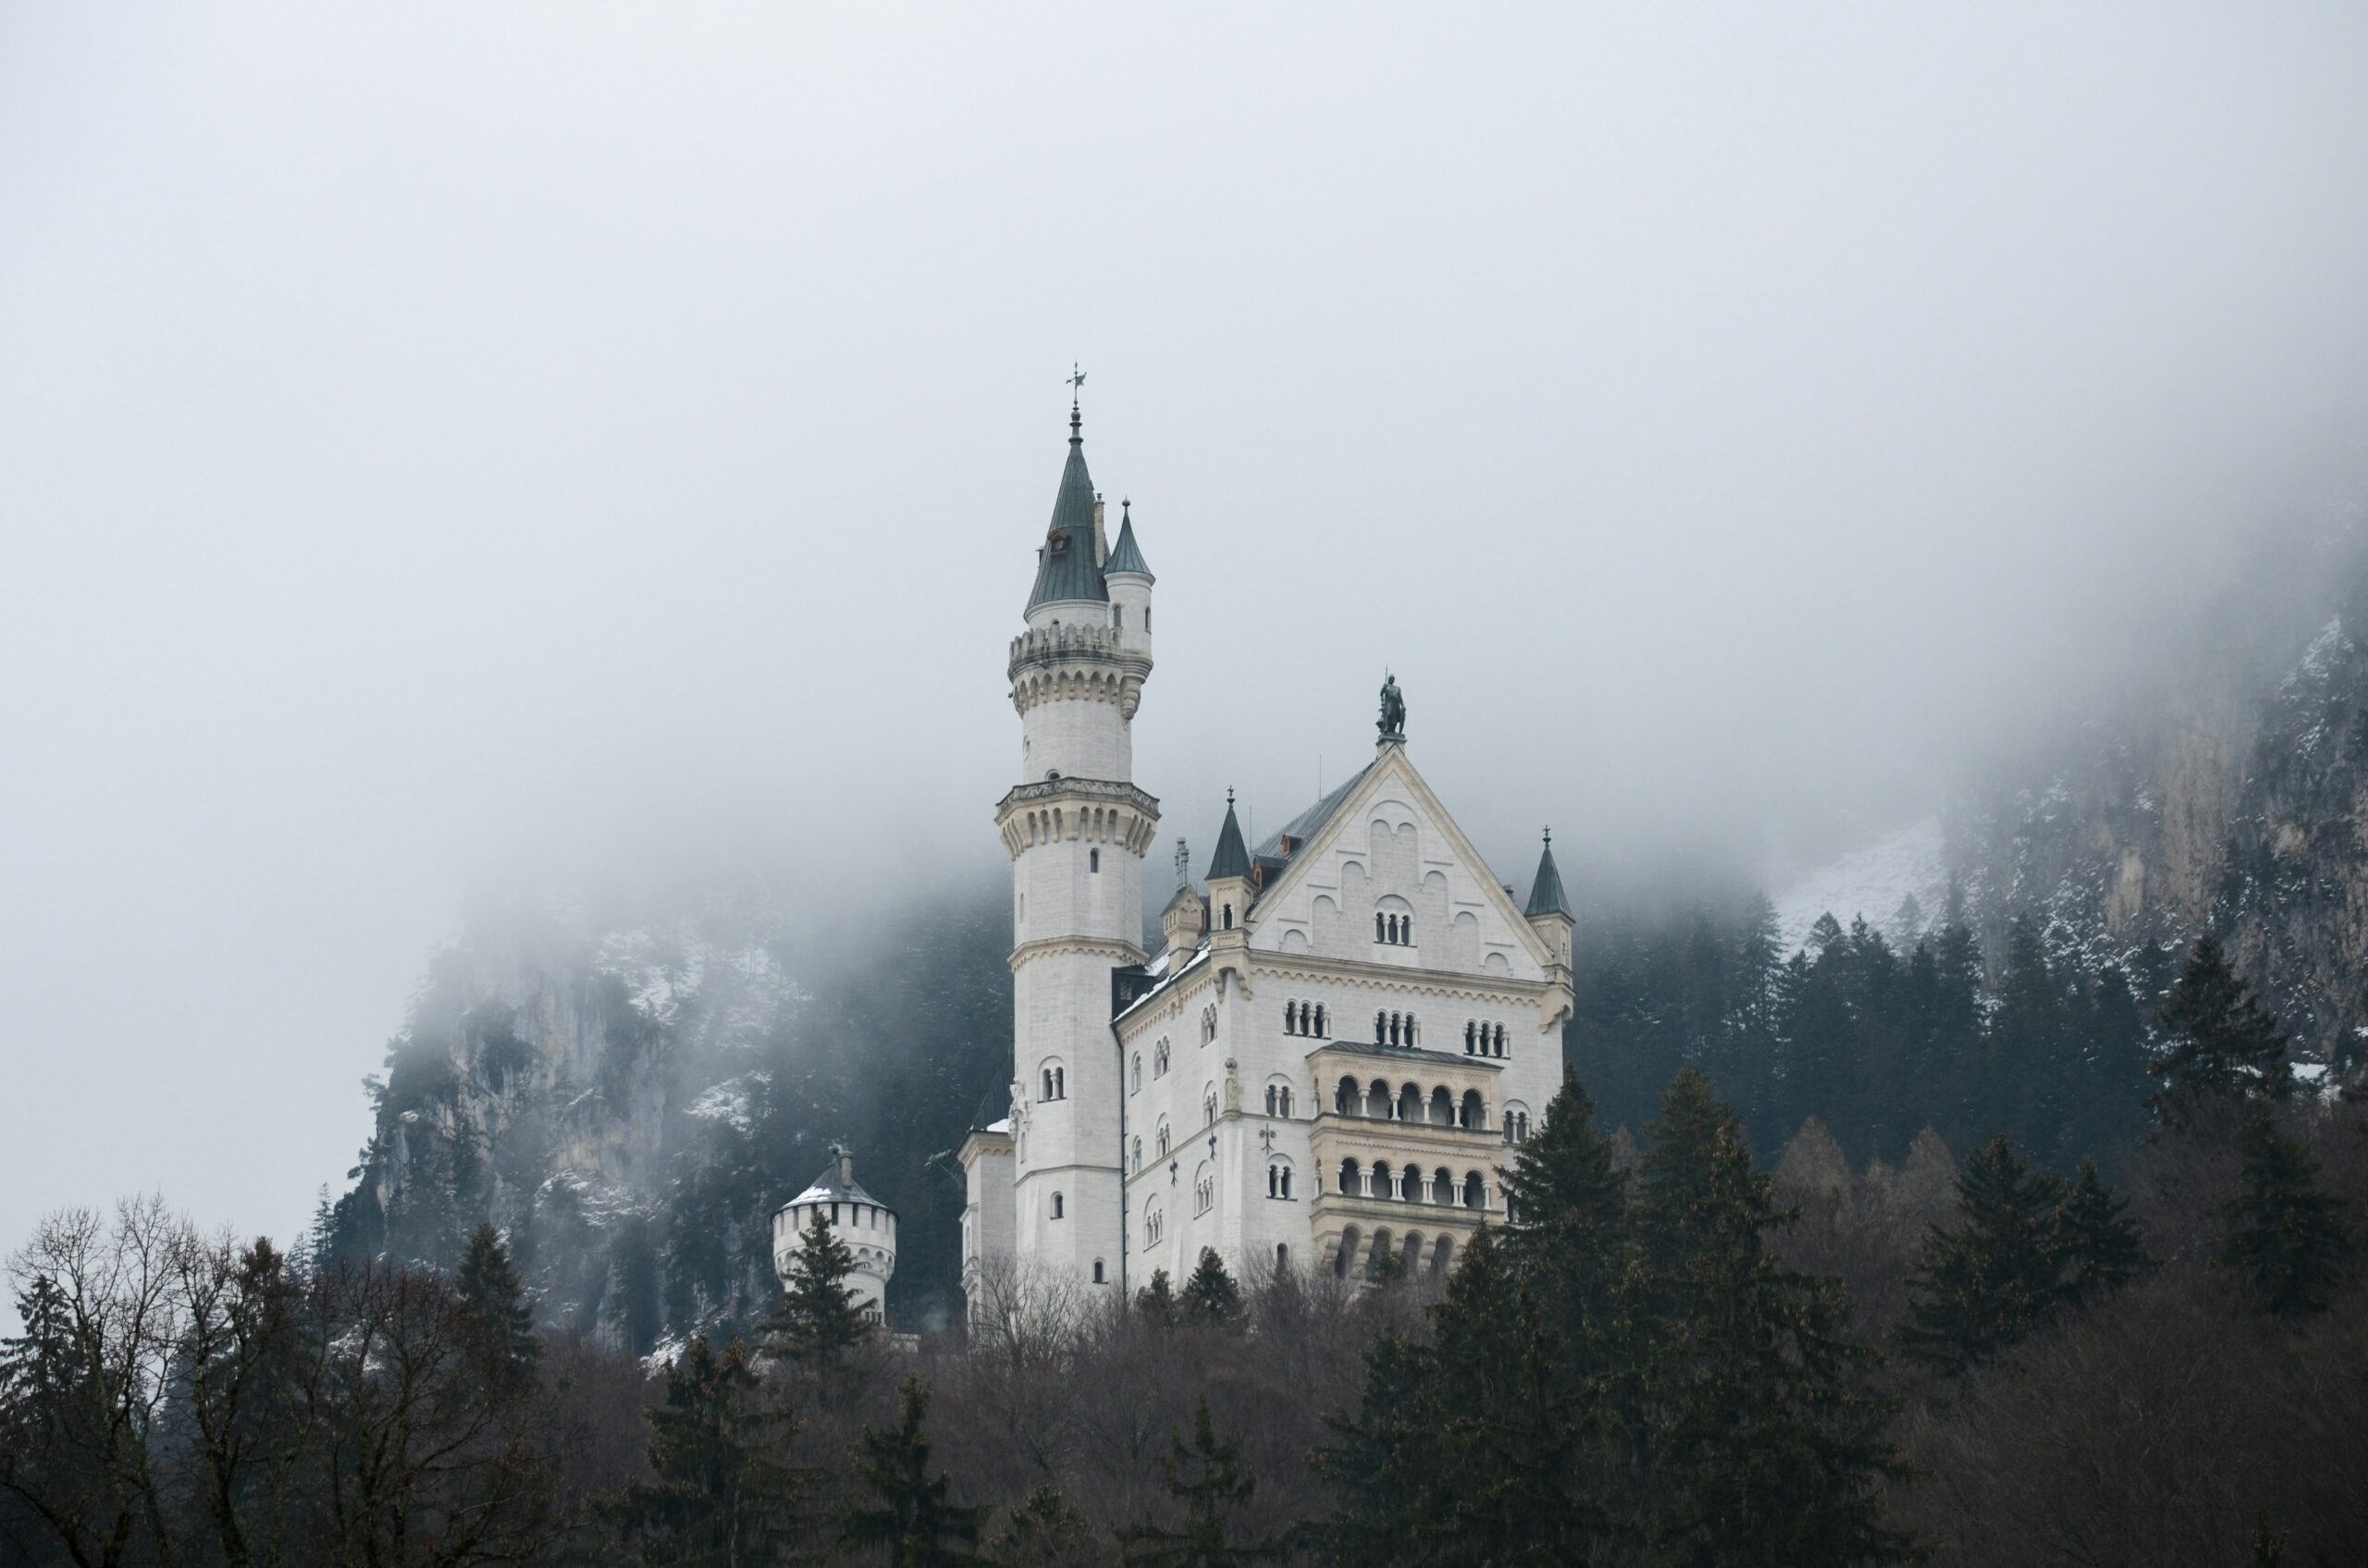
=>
[1333,1074,1489,1130]
[1375,912,1414,945]
[1374,1010,1419,1047]
[1284,1000,1327,1036]
[1334,1225,1452,1280]
[1264,1083,1294,1117]
[1202,1085,1217,1127]
[1040,1064,1066,1101]
[1193,1167,1215,1216]
[1332,1158,1491,1209]
[1465,1020,1509,1057]
[1267,1162,1295,1199]
[1144,1202,1165,1245]
[1506,1107,1532,1143]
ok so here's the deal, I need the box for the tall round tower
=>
[992,396,1158,1290]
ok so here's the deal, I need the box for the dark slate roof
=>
[1105,503,1153,579]
[1252,759,1378,861]
[1024,408,1108,613]
[783,1150,892,1214]
[1207,793,1252,881]
[1525,834,1572,919]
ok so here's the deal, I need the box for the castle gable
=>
[1245,749,1548,982]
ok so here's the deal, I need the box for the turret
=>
[772,1144,898,1323]
[1105,499,1154,661]
[1525,829,1576,1027]
[1205,791,1254,942]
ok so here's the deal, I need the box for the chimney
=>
[834,1145,853,1187]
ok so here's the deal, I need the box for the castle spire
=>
[1106,497,1153,579]
[1025,377,1109,614]
[1524,827,1572,920]
[1206,789,1252,882]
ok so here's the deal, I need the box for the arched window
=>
[1093,1258,1106,1283]
[1146,1202,1165,1245]
[1041,1064,1067,1102]
[1462,1171,1486,1210]
[1434,1166,1454,1205]
[1375,911,1386,943]
[1202,1006,1217,1045]
[1265,1084,1277,1116]
[1130,1136,1142,1173]
[1268,1161,1294,1200]
[1338,1157,1362,1197]
[1388,1012,1401,1046]
[1155,1117,1171,1158]
[1374,1009,1386,1043]
[1461,1089,1486,1130]
[1429,1086,1453,1126]
[1145,605,1152,632]
[1314,1004,1327,1036]
[1276,1242,1289,1272]
[1131,1054,1141,1093]
[1277,1085,1293,1118]
[1051,1191,1065,1219]
[1284,1000,1298,1034]
[1111,605,1122,629]
[1402,917,1413,945]
[1090,848,1100,873]
[1154,1041,1170,1077]
[1223,904,1234,930]
[1202,1085,1217,1127]
[1405,1015,1417,1046]
[1336,1076,1358,1115]
[1464,1019,1476,1055]
[1193,1165,1214,1216]
[1494,1024,1507,1057]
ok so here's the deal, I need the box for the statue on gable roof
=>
[1378,672,1406,741]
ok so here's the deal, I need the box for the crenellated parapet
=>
[1008,623,1153,720]
[994,776,1163,859]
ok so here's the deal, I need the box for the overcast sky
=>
[6,3,2368,1266]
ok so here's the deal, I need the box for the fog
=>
[6,3,2368,1268]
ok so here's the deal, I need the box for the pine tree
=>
[763,1211,874,1368]
[1498,1073,1634,1406]
[1135,1269,1178,1328]
[622,1336,818,1566]
[1178,1249,1243,1329]
[2055,1160,2150,1308]
[843,1376,989,1567]
[1633,1069,1910,1567]
[1898,1133,2067,1375]
[2150,935,2294,1129]
[454,1221,539,1379]
[2220,1105,2351,1315]
[1119,1396,1283,1567]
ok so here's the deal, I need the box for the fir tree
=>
[2150,935,2294,1129]
[1898,1133,2068,1375]
[843,1376,989,1567]
[2220,1105,2351,1315]
[1119,1396,1282,1567]
[622,1336,818,1566]
[2055,1159,2150,1308]
[454,1221,539,1379]
[1179,1249,1243,1329]
[1135,1269,1178,1328]
[1634,1069,1911,1567]
[763,1211,874,1368]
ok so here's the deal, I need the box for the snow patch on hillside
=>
[1775,818,1950,957]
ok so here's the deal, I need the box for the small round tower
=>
[771,1144,897,1323]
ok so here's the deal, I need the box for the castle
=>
[956,398,1573,1309]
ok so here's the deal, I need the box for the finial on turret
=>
[1067,363,1086,440]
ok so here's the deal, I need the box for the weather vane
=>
[1067,364,1087,397]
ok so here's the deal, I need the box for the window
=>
[1155,1117,1171,1158]
[1264,1082,1293,1118]
[1506,1107,1532,1144]
[1202,1085,1217,1127]
[1193,1165,1215,1216]
[1276,1242,1289,1271]
[1495,1024,1508,1057]
[1093,1258,1106,1283]
[1145,605,1153,632]
[1222,903,1234,930]
[1112,606,1122,629]
[1153,1040,1170,1077]
[1336,1075,1359,1115]
[1041,1065,1066,1101]
[1051,1191,1065,1220]
[1285,1001,1328,1038]
[1201,1006,1217,1045]
[1131,1054,1141,1093]
[1090,848,1100,872]
[1267,1162,1294,1200]
[1130,1136,1142,1173]
[1146,1202,1166,1245]
[1375,907,1413,945]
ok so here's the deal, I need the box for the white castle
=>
[957,397,1574,1310]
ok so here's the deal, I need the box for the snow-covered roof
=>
[780,1148,893,1216]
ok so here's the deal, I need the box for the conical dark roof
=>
[1106,501,1153,579]
[1525,833,1572,919]
[1207,791,1252,881]
[1025,404,1109,613]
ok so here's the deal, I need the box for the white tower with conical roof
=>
[772,1145,897,1322]
[990,393,1158,1292]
